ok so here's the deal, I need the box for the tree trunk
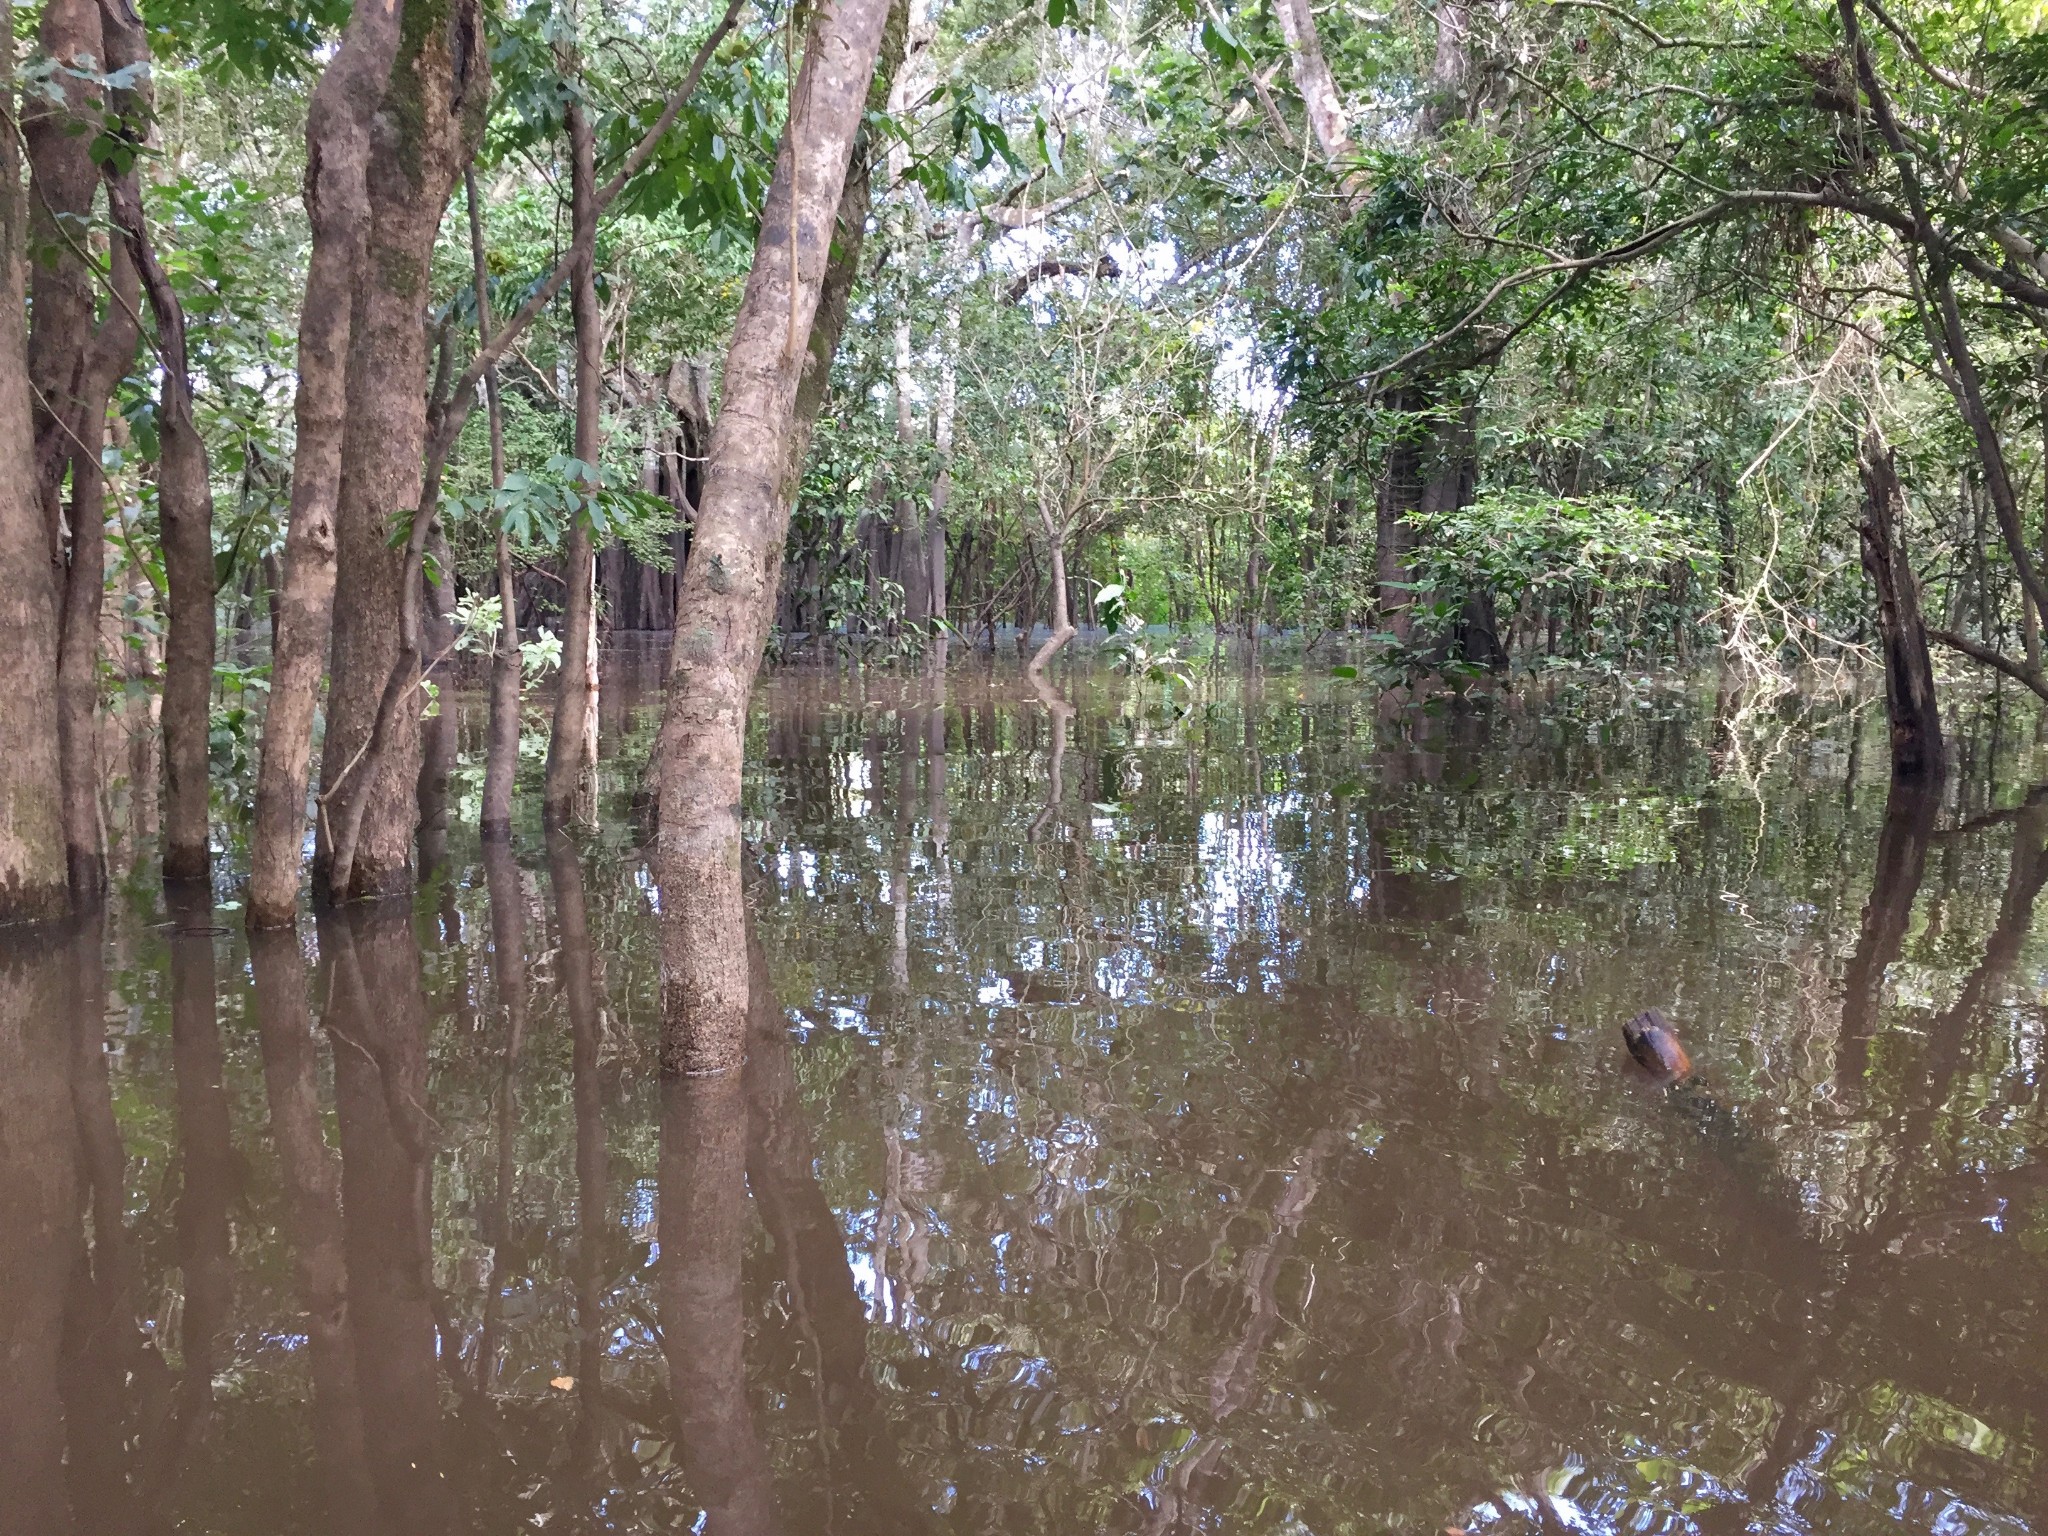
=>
[24,0,132,908]
[1272,0,1357,178]
[1025,506,1076,681]
[247,0,409,929]
[100,1,215,885]
[892,317,930,626]
[318,1,488,904]
[1858,428,1945,780]
[468,169,521,841]
[55,240,139,903]
[0,17,67,921]
[547,95,603,822]
[654,0,904,1075]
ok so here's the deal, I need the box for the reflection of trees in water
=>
[7,675,2048,1534]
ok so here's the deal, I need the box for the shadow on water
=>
[4,659,2048,1534]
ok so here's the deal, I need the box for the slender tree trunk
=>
[55,241,139,902]
[548,97,603,822]
[1858,428,1945,779]
[1025,505,1076,681]
[319,2,488,904]
[247,0,409,929]
[654,0,903,1075]
[468,171,521,840]
[891,317,930,625]
[101,2,215,884]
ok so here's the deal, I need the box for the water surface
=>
[4,658,2047,1535]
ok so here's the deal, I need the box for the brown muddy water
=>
[5,656,2048,1536]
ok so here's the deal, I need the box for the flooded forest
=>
[4,0,2048,1533]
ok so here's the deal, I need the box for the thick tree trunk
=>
[24,0,102,550]
[1858,429,1945,779]
[25,0,134,907]
[547,98,604,822]
[247,0,409,929]
[319,1,488,904]
[654,0,903,1075]
[0,20,67,920]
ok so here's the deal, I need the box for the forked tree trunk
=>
[1858,428,1945,779]
[247,0,408,930]
[1025,505,1076,681]
[547,97,603,822]
[654,0,903,1075]
[319,1,488,904]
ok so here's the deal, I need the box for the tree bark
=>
[468,169,521,840]
[654,0,903,1075]
[547,96,604,822]
[1272,0,1357,176]
[1024,503,1076,681]
[25,0,135,907]
[247,0,409,929]
[319,0,489,904]
[892,317,930,625]
[1858,428,1945,779]
[55,240,139,903]
[0,27,68,921]
[100,0,215,886]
